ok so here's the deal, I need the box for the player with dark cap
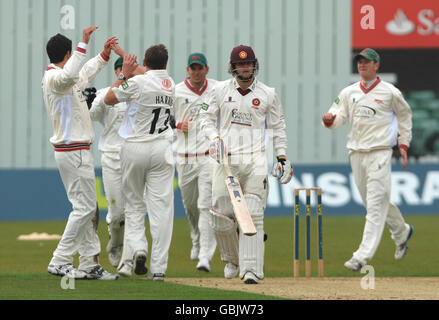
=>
[199,45,292,284]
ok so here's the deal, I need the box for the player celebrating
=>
[199,45,293,284]
[104,45,175,281]
[322,48,414,271]
[42,26,119,280]
[89,56,130,270]
[174,53,217,272]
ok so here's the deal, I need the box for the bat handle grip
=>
[221,141,233,177]
[223,161,233,177]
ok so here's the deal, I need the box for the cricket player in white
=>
[89,56,130,270]
[104,45,175,281]
[199,45,293,284]
[42,26,118,280]
[174,53,217,272]
[322,48,414,271]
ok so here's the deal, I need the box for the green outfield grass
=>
[0,215,438,299]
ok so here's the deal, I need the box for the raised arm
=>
[76,36,119,90]
[111,42,146,75]
[104,54,139,106]
[48,26,99,93]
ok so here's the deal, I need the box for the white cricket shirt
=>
[89,87,128,153]
[42,43,109,149]
[112,70,175,143]
[199,78,288,156]
[326,77,412,152]
[174,78,218,155]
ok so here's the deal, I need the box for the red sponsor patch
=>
[252,98,260,106]
[375,99,383,104]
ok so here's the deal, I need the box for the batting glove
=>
[209,137,226,164]
[272,155,293,184]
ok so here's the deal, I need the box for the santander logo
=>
[386,9,415,35]
[386,8,439,36]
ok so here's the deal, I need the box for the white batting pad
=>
[239,212,264,279]
[209,211,239,265]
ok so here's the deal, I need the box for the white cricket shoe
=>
[190,246,200,261]
[243,272,258,284]
[106,245,122,268]
[79,265,119,280]
[117,260,133,277]
[224,262,239,279]
[395,225,414,260]
[47,263,87,279]
[133,251,148,275]
[344,257,364,272]
[196,257,210,272]
[148,273,165,281]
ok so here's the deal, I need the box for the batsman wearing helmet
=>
[322,48,413,271]
[199,45,293,284]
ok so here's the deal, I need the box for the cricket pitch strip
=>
[168,277,439,300]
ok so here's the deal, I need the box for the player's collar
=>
[45,64,58,71]
[233,78,257,91]
[184,78,208,96]
[360,76,381,94]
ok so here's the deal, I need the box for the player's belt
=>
[178,151,209,158]
[53,143,92,152]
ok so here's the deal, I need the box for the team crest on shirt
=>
[201,103,209,111]
[161,79,172,93]
[252,98,261,107]
[122,81,129,90]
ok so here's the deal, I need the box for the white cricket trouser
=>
[210,152,268,279]
[176,156,217,261]
[102,152,125,246]
[50,149,100,269]
[121,139,175,275]
[350,149,410,264]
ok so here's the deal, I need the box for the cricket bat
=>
[224,162,257,236]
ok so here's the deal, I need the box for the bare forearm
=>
[104,79,124,105]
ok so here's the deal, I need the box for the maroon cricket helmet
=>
[230,45,257,64]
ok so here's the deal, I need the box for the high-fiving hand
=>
[103,36,118,57]
[82,26,99,44]
[121,54,139,79]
